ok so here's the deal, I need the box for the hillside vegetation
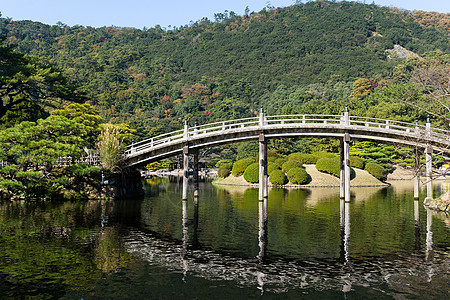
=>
[0,1,449,169]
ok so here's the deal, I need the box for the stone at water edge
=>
[427,191,450,212]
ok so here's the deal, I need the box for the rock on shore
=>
[427,191,450,212]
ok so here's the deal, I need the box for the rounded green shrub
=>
[232,157,255,176]
[350,156,365,169]
[365,162,387,181]
[287,167,309,185]
[288,153,318,164]
[216,159,233,168]
[274,158,287,166]
[243,163,259,183]
[269,169,287,185]
[217,163,232,178]
[267,156,277,163]
[312,152,336,159]
[315,157,341,177]
[268,162,281,175]
[281,160,303,173]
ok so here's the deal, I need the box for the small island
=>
[213,151,389,188]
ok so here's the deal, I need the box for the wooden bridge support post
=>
[193,150,199,198]
[193,193,199,247]
[263,134,268,199]
[414,198,420,226]
[340,201,350,264]
[257,198,268,264]
[344,105,349,126]
[259,133,268,201]
[340,140,345,199]
[344,133,351,202]
[414,148,420,199]
[182,146,189,201]
[425,146,433,202]
[426,209,433,262]
[181,198,188,280]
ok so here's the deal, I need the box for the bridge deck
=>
[123,114,450,168]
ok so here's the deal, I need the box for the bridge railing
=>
[124,114,450,158]
[428,126,450,140]
[188,117,259,136]
[350,116,450,140]
[266,114,342,125]
[349,116,424,133]
[123,117,261,156]
[124,129,185,155]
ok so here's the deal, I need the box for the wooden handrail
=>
[123,114,450,160]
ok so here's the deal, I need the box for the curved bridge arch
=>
[123,114,450,169]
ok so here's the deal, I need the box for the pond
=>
[0,178,449,299]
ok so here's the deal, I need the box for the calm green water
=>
[0,179,449,299]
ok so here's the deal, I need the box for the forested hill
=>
[1,1,449,139]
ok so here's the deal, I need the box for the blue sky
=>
[1,0,449,29]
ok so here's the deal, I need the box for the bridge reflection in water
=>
[124,183,443,296]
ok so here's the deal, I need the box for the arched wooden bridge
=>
[123,113,450,167]
[122,110,450,202]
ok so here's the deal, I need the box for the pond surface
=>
[0,178,449,299]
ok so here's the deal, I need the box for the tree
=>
[0,104,124,199]
[0,36,83,126]
[350,78,374,100]
[97,124,122,172]
[410,56,450,123]
[0,114,91,198]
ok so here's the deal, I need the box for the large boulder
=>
[426,191,450,212]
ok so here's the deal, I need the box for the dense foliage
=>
[0,37,83,127]
[0,1,448,144]
[1,1,449,195]
[218,162,233,178]
[269,169,287,186]
[315,157,341,178]
[0,104,101,199]
[288,153,318,164]
[350,156,365,169]
[281,160,303,173]
[243,163,260,183]
[231,157,255,176]
[287,167,310,185]
[268,162,282,175]
[0,103,133,199]
[365,162,388,181]
[312,152,336,159]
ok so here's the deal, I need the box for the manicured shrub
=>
[365,159,378,164]
[232,157,255,176]
[288,153,318,164]
[267,156,277,163]
[268,162,281,175]
[350,156,365,169]
[274,158,287,166]
[287,167,310,185]
[315,157,341,177]
[281,160,303,173]
[216,159,233,168]
[312,152,336,159]
[269,169,287,185]
[243,163,259,183]
[218,163,232,178]
[267,150,279,159]
[365,162,387,181]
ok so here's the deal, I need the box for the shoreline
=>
[212,164,390,188]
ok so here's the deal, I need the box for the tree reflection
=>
[0,200,133,298]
